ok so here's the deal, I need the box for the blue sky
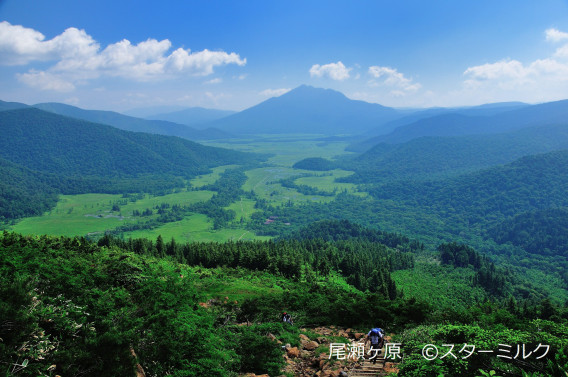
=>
[1,0,568,111]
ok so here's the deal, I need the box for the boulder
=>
[354,332,365,340]
[287,347,300,358]
[303,340,320,351]
[299,334,310,341]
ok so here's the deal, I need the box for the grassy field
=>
[205,136,354,166]
[10,190,214,237]
[10,136,367,242]
[122,213,271,243]
[295,170,367,196]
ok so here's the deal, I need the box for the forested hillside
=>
[2,229,567,377]
[0,108,263,221]
[337,123,568,183]
[369,150,568,226]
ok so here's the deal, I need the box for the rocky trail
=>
[242,326,398,377]
[348,356,388,377]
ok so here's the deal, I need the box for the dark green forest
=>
[0,108,265,222]
[2,230,567,377]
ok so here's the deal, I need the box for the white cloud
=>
[464,58,568,89]
[17,70,75,92]
[546,28,568,42]
[0,21,246,90]
[461,30,568,102]
[368,66,421,94]
[464,59,529,81]
[309,61,351,81]
[205,78,223,84]
[259,88,291,97]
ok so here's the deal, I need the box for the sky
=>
[1,0,568,111]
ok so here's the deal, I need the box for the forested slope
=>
[0,108,264,221]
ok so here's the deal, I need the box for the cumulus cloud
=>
[17,70,75,91]
[368,66,421,94]
[464,29,568,92]
[546,28,568,42]
[309,61,351,80]
[259,88,291,97]
[0,21,246,91]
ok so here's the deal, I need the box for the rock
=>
[303,340,319,351]
[300,350,311,358]
[287,347,300,358]
[299,334,310,341]
[317,337,328,343]
[339,372,349,377]
[354,332,365,340]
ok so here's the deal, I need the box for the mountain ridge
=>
[33,102,231,140]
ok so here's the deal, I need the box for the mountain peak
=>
[208,85,400,135]
[284,85,348,100]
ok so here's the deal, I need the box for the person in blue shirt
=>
[366,328,385,364]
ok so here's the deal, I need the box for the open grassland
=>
[189,164,239,188]
[226,197,258,221]
[295,169,368,197]
[10,136,367,241]
[205,136,354,166]
[10,190,214,237]
[122,213,271,243]
[209,136,369,205]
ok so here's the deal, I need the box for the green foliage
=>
[438,242,508,296]
[397,322,568,377]
[0,232,236,376]
[292,157,337,171]
[0,108,264,222]
[488,208,568,258]
[342,122,568,184]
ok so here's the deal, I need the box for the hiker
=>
[282,312,293,325]
[366,327,384,364]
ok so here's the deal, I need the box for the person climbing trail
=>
[366,327,384,364]
[282,311,293,325]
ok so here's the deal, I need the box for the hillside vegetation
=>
[0,108,263,222]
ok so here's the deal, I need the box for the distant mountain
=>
[123,105,188,118]
[33,102,231,140]
[0,108,262,219]
[351,99,568,148]
[339,123,568,184]
[207,85,402,135]
[145,107,236,129]
[0,99,29,112]
[363,101,528,137]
